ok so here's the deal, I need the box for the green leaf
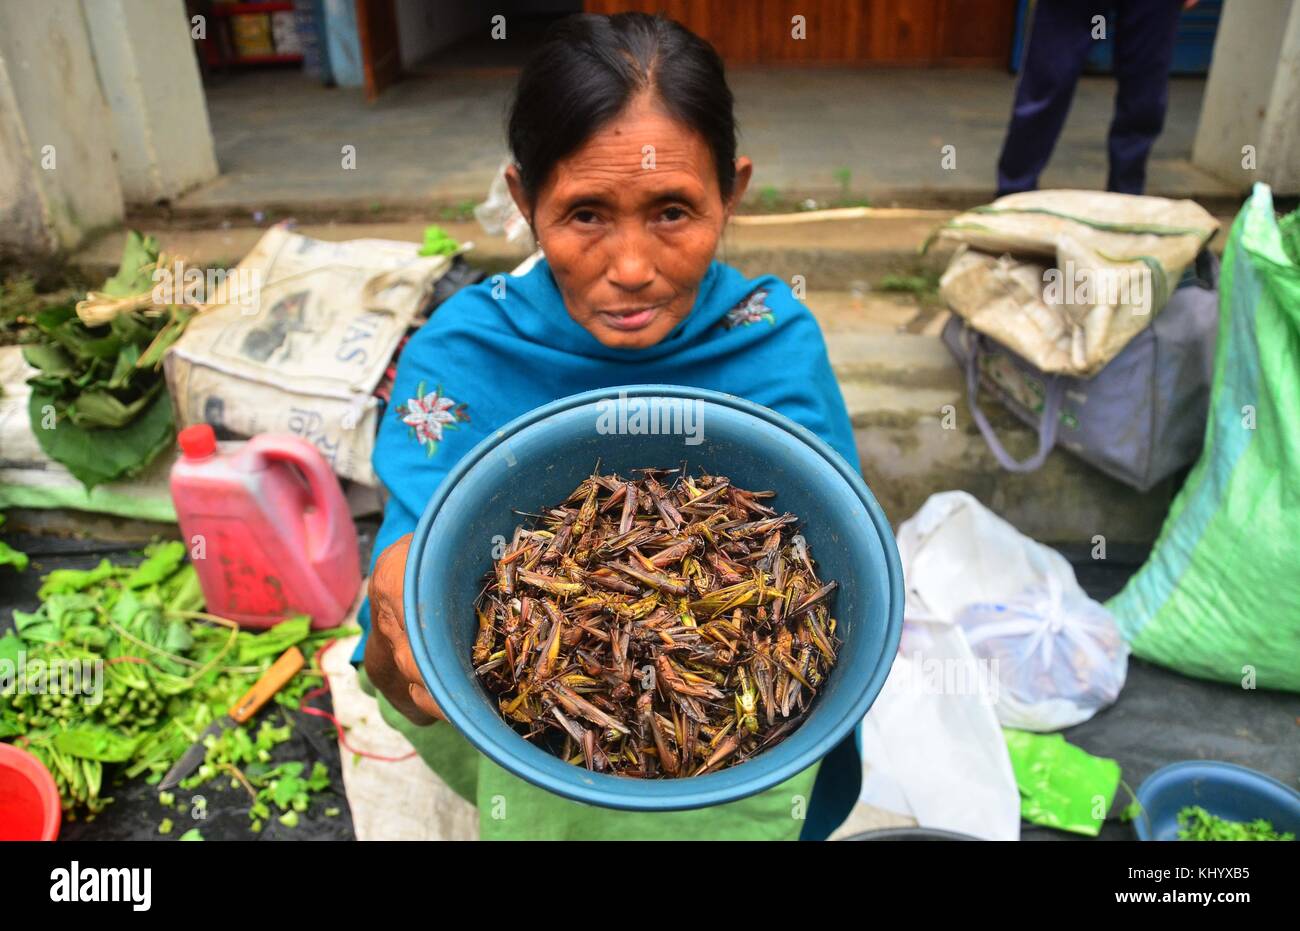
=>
[272,774,305,808]
[13,608,58,643]
[237,616,311,664]
[53,725,141,762]
[68,382,162,429]
[106,343,141,389]
[33,304,77,334]
[0,631,22,666]
[20,343,76,377]
[109,311,156,346]
[418,224,460,257]
[38,558,116,598]
[178,828,204,841]
[103,231,162,298]
[306,761,330,792]
[47,320,123,362]
[0,514,27,571]
[0,538,27,572]
[28,387,174,489]
[124,541,186,590]
[163,564,204,614]
[137,308,194,370]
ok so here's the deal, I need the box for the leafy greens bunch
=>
[2,542,353,831]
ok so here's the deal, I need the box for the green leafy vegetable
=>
[4,545,354,831]
[1176,806,1295,841]
[53,725,140,762]
[0,515,28,572]
[28,388,174,489]
[22,232,189,489]
[418,224,460,257]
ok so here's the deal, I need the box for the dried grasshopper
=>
[472,466,841,778]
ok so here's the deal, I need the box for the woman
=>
[360,11,862,840]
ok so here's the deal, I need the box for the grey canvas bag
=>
[942,250,1219,492]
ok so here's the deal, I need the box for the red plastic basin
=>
[0,743,61,841]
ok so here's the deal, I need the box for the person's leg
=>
[1106,0,1183,194]
[997,1,1098,195]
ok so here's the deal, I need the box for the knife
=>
[159,645,306,790]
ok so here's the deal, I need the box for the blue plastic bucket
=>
[404,385,904,811]
[1134,761,1300,841]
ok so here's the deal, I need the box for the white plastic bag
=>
[474,158,536,251]
[901,491,1128,731]
[859,620,1021,840]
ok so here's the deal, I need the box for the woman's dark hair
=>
[506,12,737,213]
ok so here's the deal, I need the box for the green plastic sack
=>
[1004,729,1120,837]
[1107,184,1300,690]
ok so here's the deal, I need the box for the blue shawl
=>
[355,254,862,839]
[359,255,859,651]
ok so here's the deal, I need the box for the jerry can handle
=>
[248,434,346,564]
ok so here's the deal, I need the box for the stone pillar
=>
[0,0,124,258]
[1192,0,1300,194]
[82,0,219,205]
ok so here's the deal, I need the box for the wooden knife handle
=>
[229,646,305,723]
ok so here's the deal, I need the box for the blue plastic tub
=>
[404,385,904,811]
[1133,761,1300,841]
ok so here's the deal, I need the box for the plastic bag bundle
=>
[898,491,1127,731]
[957,577,1128,732]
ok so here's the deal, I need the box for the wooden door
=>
[583,0,1017,66]
[356,0,401,100]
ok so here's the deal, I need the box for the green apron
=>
[358,669,819,840]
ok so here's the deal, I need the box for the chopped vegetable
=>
[418,224,460,258]
[2,545,353,831]
[1177,806,1295,841]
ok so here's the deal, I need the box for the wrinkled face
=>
[507,93,751,349]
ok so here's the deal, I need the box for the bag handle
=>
[964,333,1063,473]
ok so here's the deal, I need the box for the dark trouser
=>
[997,1,1184,196]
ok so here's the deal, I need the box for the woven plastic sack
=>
[1107,185,1300,691]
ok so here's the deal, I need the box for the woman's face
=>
[507,93,751,350]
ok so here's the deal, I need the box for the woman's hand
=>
[364,533,444,725]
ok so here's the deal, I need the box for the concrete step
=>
[805,292,1175,544]
[77,210,962,289]
[78,207,1233,293]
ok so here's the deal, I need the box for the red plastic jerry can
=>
[170,425,361,629]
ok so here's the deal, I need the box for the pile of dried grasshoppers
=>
[472,466,840,778]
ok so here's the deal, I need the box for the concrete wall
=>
[0,66,55,258]
[1258,3,1300,194]
[1192,0,1300,193]
[82,0,218,205]
[0,0,124,257]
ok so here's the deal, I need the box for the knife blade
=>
[159,645,306,790]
